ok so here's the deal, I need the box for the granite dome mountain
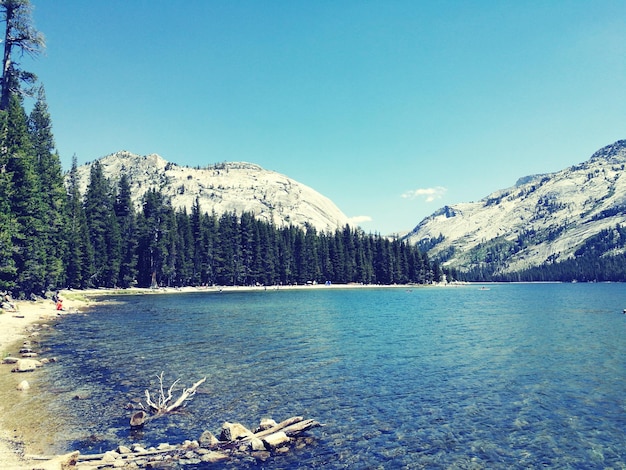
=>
[70,151,351,233]
[405,140,626,278]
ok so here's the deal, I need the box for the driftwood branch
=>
[143,372,206,415]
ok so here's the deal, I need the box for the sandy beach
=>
[0,291,90,470]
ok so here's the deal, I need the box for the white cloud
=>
[348,215,373,225]
[401,186,447,202]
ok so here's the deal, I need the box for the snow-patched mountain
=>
[72,151,351,232]
[405,140,626,273]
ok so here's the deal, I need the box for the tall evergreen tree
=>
[84,161,121,287]
[255,219,276,285]
[0,0,44,110]
[174,209,194,286]
[28,86,67,289]
[136,189,172,287]
[4,93,45,296]
[65,155,93,288]
[0,107,16,290]
[190,198,206,285]
[114,174,137,288]
[214,212,240,285]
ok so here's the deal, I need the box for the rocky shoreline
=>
[0,292,83,469]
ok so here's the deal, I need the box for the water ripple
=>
[32,284,626,468]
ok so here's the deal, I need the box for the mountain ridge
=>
[70,151,352,233]
[405,139,626,276]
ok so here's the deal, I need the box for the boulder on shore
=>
[12,358,42,372]
[17,380,30,391]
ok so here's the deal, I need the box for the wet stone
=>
[251,450,271,461]
[198,430,219,447]
[131,443,146,453]
[200,451,229,463]
[102,450,120,461]
[250,437,266,451]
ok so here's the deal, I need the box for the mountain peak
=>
[588,139,626,164]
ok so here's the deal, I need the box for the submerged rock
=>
[220,422,254,441]
[263,431,290,449]
[200,451,229,463]
[256,418,278,432]
[198,430,219,447]
[130,410,147,428]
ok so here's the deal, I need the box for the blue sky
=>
[23,0,626,234]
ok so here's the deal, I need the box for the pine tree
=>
[4,94,46,296]
[65,155,93,288]
[28,86,67,289]
[190,198,206,285]
[136,189,173,287]
[214,212,240,285]
[0,108,16,290]
[84,161,121,287]
[114,174,137,288]
[174,209,194,286]
[0,0,45,110]
[303,224,321,283]
[255,219,276,285]
[160,202,177,287]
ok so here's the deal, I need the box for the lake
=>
[37,283,626,468]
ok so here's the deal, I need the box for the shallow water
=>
[37,284,626,468]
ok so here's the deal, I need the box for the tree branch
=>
[142,372,206,415]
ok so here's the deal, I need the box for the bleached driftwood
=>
[144,372,207,415]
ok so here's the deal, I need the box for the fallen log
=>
[239,416,304,442]
[280,418,323,437]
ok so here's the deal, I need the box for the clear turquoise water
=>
[42,284,626,468]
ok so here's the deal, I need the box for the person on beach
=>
[56,297,63,311]
[2,292,17,311]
